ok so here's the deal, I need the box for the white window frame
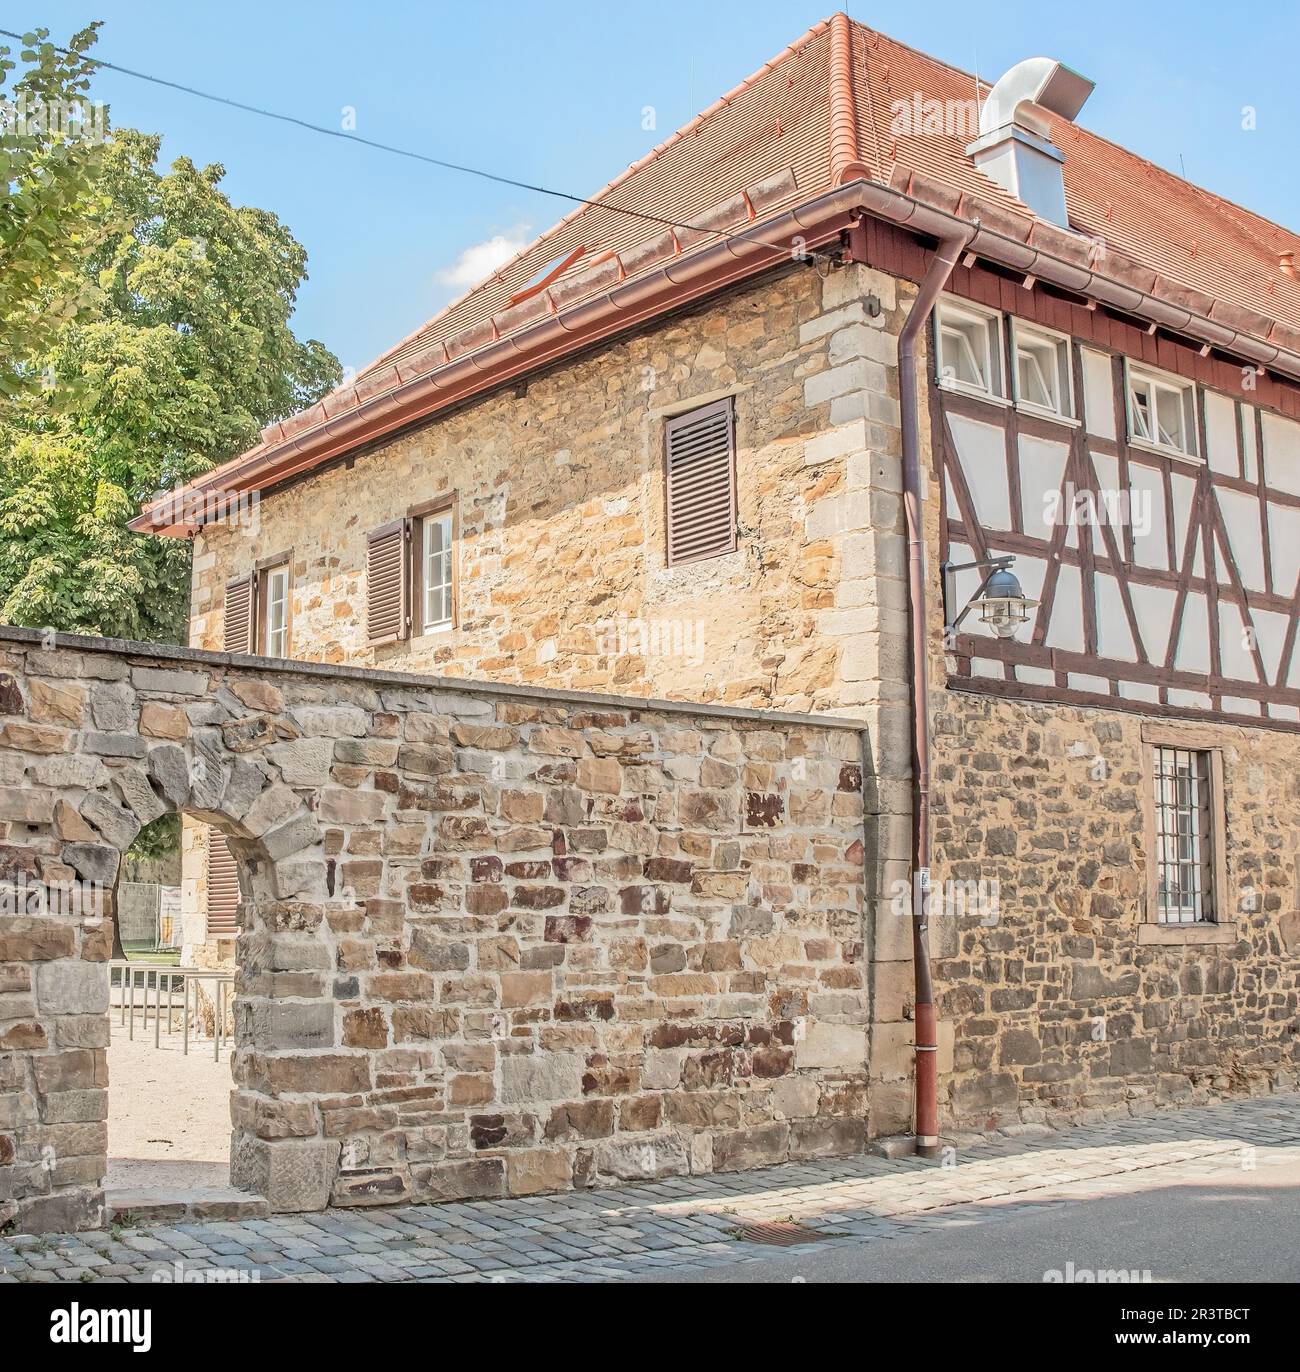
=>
[1126,362,1200,460]
[935,297,1006,402]
[1011,320,1076,422]
[262,564,289,657]
[420,510,455,634]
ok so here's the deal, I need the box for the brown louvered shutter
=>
[223,573,257,653]
[665,397,737,566]
[205,828,240,939]
[367,518,412,644]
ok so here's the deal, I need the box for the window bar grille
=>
[1154,747,1213,924]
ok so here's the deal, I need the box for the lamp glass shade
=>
[978,568,1038,638]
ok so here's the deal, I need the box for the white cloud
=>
[435,227,531,291]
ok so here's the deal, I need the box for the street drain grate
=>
[734,1220,830,1247]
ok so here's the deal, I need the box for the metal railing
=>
[108,961,235,1059]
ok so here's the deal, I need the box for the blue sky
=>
[20,2,1300,375]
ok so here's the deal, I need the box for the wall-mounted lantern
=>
[941,555,1038,641]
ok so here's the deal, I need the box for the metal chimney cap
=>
[979,57,1095,136]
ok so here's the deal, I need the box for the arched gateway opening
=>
[1,639,338,1231]
[0,626,870,1236]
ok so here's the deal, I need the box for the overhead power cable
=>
[0,27,836,266]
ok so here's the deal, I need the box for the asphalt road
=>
[637,1159,1300,1283]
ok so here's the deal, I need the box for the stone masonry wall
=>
[191,263,905,716]
[0,628,868,1232]
[185,260,918,1075]
[927,697,1300,1130]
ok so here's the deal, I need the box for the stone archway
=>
[1,626,871,1235]
[0,643,338,1232]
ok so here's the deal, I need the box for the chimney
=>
[966,57,1094,227]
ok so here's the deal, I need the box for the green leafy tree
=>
[0,25,110,390]
[0,34,341,643]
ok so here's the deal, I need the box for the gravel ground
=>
[106,1021,233,1193]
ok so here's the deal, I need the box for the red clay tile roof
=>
[138,13,1300,529]
[365,13,1300,380]
[848,22,1300,332]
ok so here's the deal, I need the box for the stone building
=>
[134,12,1300,1144]
[4,13,1298,1231]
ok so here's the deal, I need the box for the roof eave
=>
[131,185,864,536]
[133,174,1300,538]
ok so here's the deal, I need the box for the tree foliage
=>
[0,28,341,643]
[0,25,110,390]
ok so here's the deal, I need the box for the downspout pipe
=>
[896,227,975,1157]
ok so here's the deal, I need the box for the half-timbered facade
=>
[934,268,1300,728]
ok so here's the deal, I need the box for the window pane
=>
[422,513,454,630]
[1153,747,1214,923]
[942,323,982,389]
[265,568,288,656]
[1018,345,1055,409]
[1131,382,1153,440]
[1155,385,1185,450]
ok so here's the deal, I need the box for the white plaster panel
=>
[1081,348,1115,439]
[1215,487,1267,592]
[1218,600,1260,683]
[1251,608,1291,684]
[1094,572,1139,662]
[1203,391,1239,477]
[1018,434,1070,540]
[1128,582,1178,665]
[1263,412,1300,497]
[1268,502,1300,596]
[1049,562,1085,654]
[1173,591,1211,674]
[1128,463,1168,571]
[949,412,1012,532]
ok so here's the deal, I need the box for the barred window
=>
[1152,747,1215,923]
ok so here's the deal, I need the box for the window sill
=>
[1126,435,1202,464]
[1138,922,1237,946]
[413,622,455,643]
[937,378,1011,408]
[1015,401,1080,429]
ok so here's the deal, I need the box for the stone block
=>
[795,1021,867,1071]
[231,1137,339,1211]
[330,1167,412,1207]
[267,738,335,786]
[261,1052,370,1095]
[869,1020,914,1081]
[36,961,109,1016]
[59,843,120,885]
[411,1157,506,1202]
[789,1117,867,1159]
[500,1052,584,1104]
[15,1188,105,1235]
[146,744,192,808]
[711,1122,790,1172]
[0,919,75,963]
[505,1148,572,1197]
[132,666,209,695]
[33,1049,105,1094]
[110,766,167,826]
[241,999,335,1050]
[79,793,139,850]
[872,960,914,1022]
[290,705,367,737]
[593,1132,689,1181]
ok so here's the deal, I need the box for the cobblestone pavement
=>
[4,1092,1298,1284]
